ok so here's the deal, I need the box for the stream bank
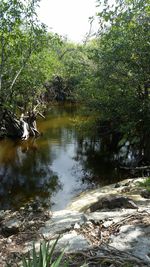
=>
[0,177,150,266]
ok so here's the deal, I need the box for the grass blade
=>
[50,248,65,267]
[32,243,38,267]
[49,235,61,264]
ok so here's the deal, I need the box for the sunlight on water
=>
[0,105,123,211]
[0,106,89,210]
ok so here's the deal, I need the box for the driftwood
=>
[0,108,43,140]
[20,111,41,140]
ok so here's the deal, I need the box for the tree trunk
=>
[0,110,40,139]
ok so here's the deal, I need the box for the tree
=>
[1,0,49,105]
[0,0,48,138]
[77,0,150,156]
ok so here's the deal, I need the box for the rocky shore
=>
[0,177,150,266]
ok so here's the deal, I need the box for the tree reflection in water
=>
[74,136,121,186]
[0,105,146,211]
[0,138,60,210]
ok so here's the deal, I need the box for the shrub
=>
[139,177,150,192]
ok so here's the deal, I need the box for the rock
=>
[85,210,135,224]
[27,230,91,256]
[121,187,131,193]
[0,177,149,267]
[85,221,94,227]
[19,207,25,211]
[89,195,138,212]
[109,224,150,264]
[0,210,5,220]
[124,181,131,186]
[6,237,12,244]
[141,189,150,199]
[67,178,145,212]
[29,200,44,212]
[28,206,33,211]
[114,183,121,188]
[54,231,91,252]
[74,223,80,229]
[1,218,22,237]
[39,210,86,239]
[103,220,113,228]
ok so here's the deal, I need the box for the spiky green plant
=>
[22,236,66,267]
[6,235,88,267]
[6,236,66,267]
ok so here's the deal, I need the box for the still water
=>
[0,105,123,211]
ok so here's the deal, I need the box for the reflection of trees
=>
[74,136,123,186]
[74,132,150,186]
[0,105,77,211]
[2,104,144,210]
[0,138,61,210]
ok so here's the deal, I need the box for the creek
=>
[0,105,132,211]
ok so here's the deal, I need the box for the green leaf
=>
[32,243,38,267]
[50,248,66,267]
[49,235,61,264]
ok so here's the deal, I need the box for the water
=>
[0,105,125,211]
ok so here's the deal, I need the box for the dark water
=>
[0,105,127,211]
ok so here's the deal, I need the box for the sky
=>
[38,0,99,43]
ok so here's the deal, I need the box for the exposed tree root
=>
[0,108,43,140]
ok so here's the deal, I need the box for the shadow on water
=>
[0,138,60,210]
[0,105,146,211]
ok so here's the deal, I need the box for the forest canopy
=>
[0,0,150,155]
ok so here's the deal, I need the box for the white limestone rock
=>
[39,209,86,239]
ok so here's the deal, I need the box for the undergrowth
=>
[139,177,150,192]
[6,235,87,267]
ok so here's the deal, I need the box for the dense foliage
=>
[0,0,68,138]
[75,0,150,154]
[0,0,149,153]
[0,0,66,112]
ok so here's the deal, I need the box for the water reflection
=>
[73,137,122,186]
[0,138,60,210]
[0,105,131,211]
